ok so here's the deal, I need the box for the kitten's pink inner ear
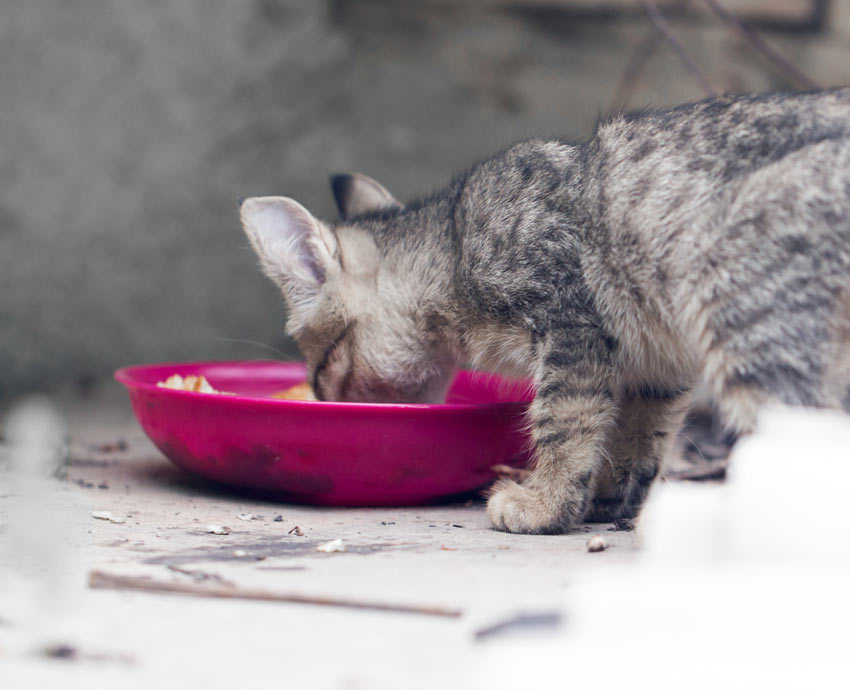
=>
[240,196,337,290]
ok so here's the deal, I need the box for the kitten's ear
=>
[240,196,338,308]
[330,172,402,220]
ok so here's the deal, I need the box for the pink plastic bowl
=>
[115,361,534,506]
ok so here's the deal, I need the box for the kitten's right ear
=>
[330,172,402,220]
[240,197,338,309]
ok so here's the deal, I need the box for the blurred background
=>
[2,0,848,403]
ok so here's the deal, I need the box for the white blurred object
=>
[4,396,67,479]
[0,397,89,647]
[3,398,71,579]
[727,406,850,562]
[478,405,850,689]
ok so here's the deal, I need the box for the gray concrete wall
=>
[2,0,849,399]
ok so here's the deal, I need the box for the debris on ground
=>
[90,439,128,453]
[474,612,562,641]
[316,538,346,553]
[608,518,635,532]
[42,642,135,665]
[165,565,233,586]
[273,515,283,522]
[237,513,257,521]
[92,510,126,524]
[586,535,608,552]
[288,526,304,536]
[68,456,115,468]
[206,525,231,535]
[43,644,78,660]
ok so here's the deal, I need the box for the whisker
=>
[677,429,707,466]
[216,337,297,361]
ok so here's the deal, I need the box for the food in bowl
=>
[271,382,317,401]
[156,374,232,395]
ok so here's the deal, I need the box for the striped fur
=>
[242,89,850,534]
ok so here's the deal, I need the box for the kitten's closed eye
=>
[310,323,354,401]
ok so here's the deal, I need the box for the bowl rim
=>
[114,360,533,413]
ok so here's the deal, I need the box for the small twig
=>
[165,564,233,586]
[702,0,821,90]
[89,571,462,618]
[608,29,664,115]
[637,0,717,97]
[474,612,562,641]
[609,0,693,114]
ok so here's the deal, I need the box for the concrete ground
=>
[0,387,638,689]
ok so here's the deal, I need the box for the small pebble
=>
[586,535,608,553]
[316,538,346,553]
[273,515,283,522]
[43,644,78,659]
[237,513,254,521]
[91,511,125,524]
[207,525,232,535]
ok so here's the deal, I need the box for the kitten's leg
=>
[487,344,617,534]
[586,384,693,522]
[703,285,840,432]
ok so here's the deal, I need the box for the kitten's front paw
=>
[487,480,573,534]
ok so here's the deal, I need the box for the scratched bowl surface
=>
[115,361,534,506]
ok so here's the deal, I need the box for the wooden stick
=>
[89,570,463,618]
[702,0,821,90]
[637,0,718,96]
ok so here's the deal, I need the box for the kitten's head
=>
[240,174,457,404]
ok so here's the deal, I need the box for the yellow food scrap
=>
[156,374,232,395]
[271,382,317,401]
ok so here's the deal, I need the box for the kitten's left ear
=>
[240,196,338,310]
[330,172,402,220]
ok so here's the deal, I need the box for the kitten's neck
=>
[380,140,585,377]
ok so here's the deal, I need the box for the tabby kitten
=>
[241,89,850,534]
